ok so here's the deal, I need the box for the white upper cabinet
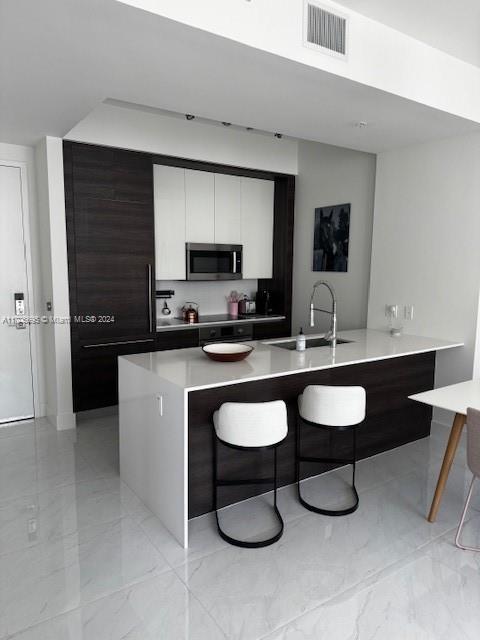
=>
[241,177,274,279]
[214,174,241,244]
[154,166,275,280]
[154,165,186,280]
[185,169,215,243]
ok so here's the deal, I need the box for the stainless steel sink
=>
[268,337,353,350]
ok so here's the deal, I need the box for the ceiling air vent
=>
[305,1,347,57]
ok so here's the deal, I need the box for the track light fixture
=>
[182,112,282,139]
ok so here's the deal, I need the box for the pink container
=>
[228,301,238,318]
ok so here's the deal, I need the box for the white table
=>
[410,380,480,522]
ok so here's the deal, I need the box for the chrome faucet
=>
[309,280,337,347]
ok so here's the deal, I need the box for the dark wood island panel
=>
[187,351,435,517]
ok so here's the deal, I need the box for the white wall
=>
[292,140,376,334]
[156,280,258,321]
[66,102,298,175]
[35,137,75,430]
[368,133,480,425]
[118,0,480,125]
[0,142,46,417]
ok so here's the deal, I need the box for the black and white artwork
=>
[312,203,350,272]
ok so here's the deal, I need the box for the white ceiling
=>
[337,0,480,67]
[1,0,479,152]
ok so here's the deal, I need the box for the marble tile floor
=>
[0,414,479,639]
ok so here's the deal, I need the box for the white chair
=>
[213,400,288,548]
[455,406,480,551]
[296,385,366,516]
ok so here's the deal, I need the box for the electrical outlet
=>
[385,304,398,319]
[28,517,38,541]
[404,305,414,321]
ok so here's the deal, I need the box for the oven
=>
[199,323,253,345]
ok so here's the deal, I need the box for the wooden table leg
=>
[427,412,466,522]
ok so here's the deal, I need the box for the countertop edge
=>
[156,315,286,332]
[183,341,464,393]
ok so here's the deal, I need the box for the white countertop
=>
[120,329,463,392]
[156,313,285,332]
[410,379,480,415]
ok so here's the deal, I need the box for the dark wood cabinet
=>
[74,338,156,411]
[156,329,199,351]
[64,142,156,412]
[252,320,290,341]
[73,197,154,341]
[257,175,295,331]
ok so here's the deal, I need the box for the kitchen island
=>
[119,329,462,547]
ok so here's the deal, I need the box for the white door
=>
[185,169,215,243]
[241,177,274,278]
[214,174,241,244]
[153,165,186,280]
[0,164,34,423]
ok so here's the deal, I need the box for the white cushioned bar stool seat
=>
[296,385,366,516]
[213,400,288,448]
[455,407,480,551]
[212,400,288,548]
[298,385,366,428]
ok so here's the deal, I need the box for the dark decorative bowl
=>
[202,343,254,362]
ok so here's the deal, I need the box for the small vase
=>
[228,302,238,318]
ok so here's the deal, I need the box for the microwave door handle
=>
[232,251,237,274]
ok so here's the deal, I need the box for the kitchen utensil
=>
[161,301,171,315]
[238,297,256,315]
[246,300,256,314]
[202,343,254,362]
[182,302,199,324]
[238,296,247,315]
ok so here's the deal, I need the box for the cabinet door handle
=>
[147,263,153,333]
[232,251,237,274]
[82,339,154,348]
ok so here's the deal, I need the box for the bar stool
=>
[296,385,366,516]
[213,400,288,548]
[455,406,480,552]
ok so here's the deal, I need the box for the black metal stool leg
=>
[296,417,359,517]
[295,412,301,485]
[213,432,285,548]
[212,427,218,513]
[274,446,278,509]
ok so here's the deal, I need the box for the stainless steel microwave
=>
[186,243,242,280]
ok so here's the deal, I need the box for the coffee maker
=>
[257,289,273,316]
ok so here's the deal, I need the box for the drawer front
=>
[73,338,155,412]
[156,329,199,351]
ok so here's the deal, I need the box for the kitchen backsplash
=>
[155,280,258,318]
